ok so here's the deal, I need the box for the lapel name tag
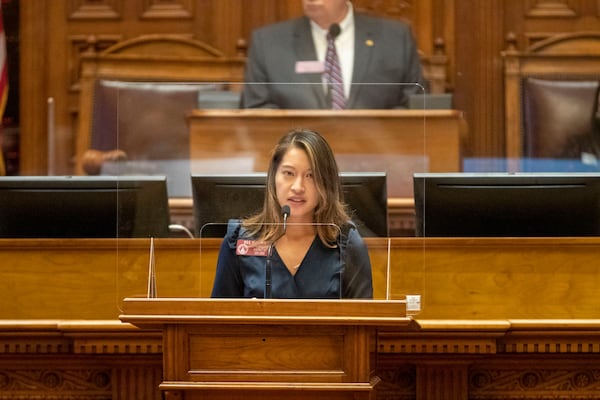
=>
[236,239,269,257]
[295,60,324,74]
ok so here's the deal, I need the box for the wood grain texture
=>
[2,237,599,320]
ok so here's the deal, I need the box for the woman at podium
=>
[211,129,373,299]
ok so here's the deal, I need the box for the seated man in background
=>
[241,0,425,109]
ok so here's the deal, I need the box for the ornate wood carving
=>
[525,0,577,18]
[377,361,600,399]
[0,368,112,395]
[140,0,193,19]
[68,0,122,20]
[0,321,163,399]
[524,32,562,48]
[2,319,600,399]
[353,0,414,20]
[376,320,600,399]
[470,365,600,398]
[500,338,600,353]
[375,365,416,400]
[68,34,122,92]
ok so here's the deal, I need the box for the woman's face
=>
[275,146,320,223]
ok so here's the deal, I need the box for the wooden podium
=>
[188,109,467,198]
[120,298,410,400]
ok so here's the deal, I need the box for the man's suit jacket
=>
[241,14,425,109]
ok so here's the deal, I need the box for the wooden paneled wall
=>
[454,0,600,157]
[18,1,600,174]
[19,0,455,176]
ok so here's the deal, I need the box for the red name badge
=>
[236,239,269,257]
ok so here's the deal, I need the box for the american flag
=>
[0,2,7,176]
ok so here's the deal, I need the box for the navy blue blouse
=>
[211,220,373,299]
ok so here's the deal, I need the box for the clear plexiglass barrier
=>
[108,81,429,314]
[5,80,599,322]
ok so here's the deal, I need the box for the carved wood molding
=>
[0,368,112,396]
[526,31,600,53]
[524,32,563,49]
[140,0,193,19]
[68,35,123,92]
[0,321,163,398]
[68,0,122,20]
[375,365,416,400]
[500,335,600,353]
[379,320,600,355]
[0,334,164,355]
[0,363,162,399]
[0,321,162,355]
[377,360,600,400]
[3,319,600,399]
[353,0,413,19]
[378,335,499,354]
[96,34,225,58]
[469,362,600,398]
[525,0,577,18]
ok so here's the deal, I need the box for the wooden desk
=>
[187,109,467,198]
[2,235,600,399]
[2,237,599,320]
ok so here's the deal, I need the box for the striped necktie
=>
[324,24,345,110]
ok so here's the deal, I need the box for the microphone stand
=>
[265,244,274,298]
[265,205,290,298]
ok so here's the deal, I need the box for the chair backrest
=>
[503,32,600,159]
[90,80,223,161]
[521,78,599,158]
[75,35,245,174]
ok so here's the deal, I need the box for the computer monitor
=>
[191,172,388,237]
[0,176,171,238]
[413,172,600,237]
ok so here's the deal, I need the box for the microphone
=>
[328,23,341,40]
[281,204,290,231]
[265,205,291,298]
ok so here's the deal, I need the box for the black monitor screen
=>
[0,176,171,238]
[191,172,388,237]
[413,172,600,237]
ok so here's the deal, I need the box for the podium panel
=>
[120,298,409,400]
[187,109,465,198]
[185,325,345,378]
